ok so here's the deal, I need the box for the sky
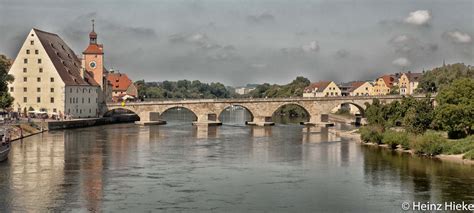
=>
[0,0,473,86]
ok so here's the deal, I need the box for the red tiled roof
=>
[34,28,99,86]
[379,75,397,87]
[107,73,133,91]
[83,44,103,54]
[305,81,331,92]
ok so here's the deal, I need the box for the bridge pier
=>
[303,114,334,127]
[247,116,275,126]
[192,113,222,126]
[135,112,167,125]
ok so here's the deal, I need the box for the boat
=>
[0,129,11,162]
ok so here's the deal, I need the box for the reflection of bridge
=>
[106,95,426,126]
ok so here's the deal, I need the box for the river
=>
[0,111,473,212]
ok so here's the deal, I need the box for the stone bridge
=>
[106,95,427,126]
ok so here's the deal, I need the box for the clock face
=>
[89,61,97,69]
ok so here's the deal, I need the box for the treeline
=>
[361,77,473,159]
[244,77,310,98]
[135,80,233,99]
[417,63,473,93]
[0,54,14,109]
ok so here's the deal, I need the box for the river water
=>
[0,114,473,212]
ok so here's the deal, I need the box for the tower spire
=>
[89,19,97,44]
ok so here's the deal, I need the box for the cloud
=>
[392,57,411,67]
[443,30,472,44]
[388,34,438,54]
[301,41,320,52]
[246,12,275,24]
[335,49,349,58]
[404,10,431,26]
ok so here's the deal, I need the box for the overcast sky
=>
[0,0,472,86]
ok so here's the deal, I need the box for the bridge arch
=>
[331,101,366,117]
[218,104,254,124]
[271,102,311,123]
[160,106,198,122]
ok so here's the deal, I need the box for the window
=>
[80,109,82,113]
[69,98,72,103]
[50,88,54,92]
[23,77,27,82]
[36,97,40,103]
[37,87,41,92]
[89,109,91,113]
[50,77,54,82]
[38,59,42,64]
[9,87,13,92]
[89,89,91,93]
[88,98,90,103]
[68,109,70,113]
[30,40,34,45]
[37,77,41,82]
[39,68,43,73]
[30,34,34,37]
[50,97,54,103]
[70,88,72,93]
[23,87,27,92]
[24,59,28,64]
[23,97,27,103]
[82,98,84,103]
[35,50,39,54]
[53,108,57,113]
[23,68,27,73]
[26,49,30,54]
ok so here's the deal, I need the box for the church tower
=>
[83,19,105,89]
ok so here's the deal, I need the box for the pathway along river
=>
[0,109,473,212]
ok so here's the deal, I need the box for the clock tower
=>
[83,19,105,89]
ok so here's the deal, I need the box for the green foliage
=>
[382,130,409,149]
[389,85,400,95]
[0,55,14,109]
[403,98,434,134]
[247,76,310,98]
[417,63,474,93]
[360,126,383,144]
[463,150,474,160]
[410,132,446,156]
[442,136,474,155]
[136,79,231,99]
[433,78,474,138]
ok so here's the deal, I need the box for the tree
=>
[0,55,14,109]
[403,98,434,134]
[417,63,474,93]
[433,78,474,138]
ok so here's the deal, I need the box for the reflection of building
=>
[107,71,138,102]
[8,28,100,118]
[398,72,422,95]
[373,75,397,95]
[303,81,341,97]
[339,81,373,96]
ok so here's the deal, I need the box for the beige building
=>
[340,81,373,96]
[373,75,397,95]
[8,28,100,118]
[398,72,422,95]
[107,71,138,102]
[303,81,341,97]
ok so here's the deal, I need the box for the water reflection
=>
[0,124,473,212]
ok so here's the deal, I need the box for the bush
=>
[463,150,474,160]
[360,126,383,144]
[410,132,446,156]
[442,136,474,155]
[382,130,409,149]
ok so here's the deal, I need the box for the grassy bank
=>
[359,126,474,160]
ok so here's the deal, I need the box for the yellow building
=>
[398,72,422,95]
[373,75,397,95]
[340,81,374,96]
[303,81,341,97]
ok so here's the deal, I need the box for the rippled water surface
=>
[1,123,473,212]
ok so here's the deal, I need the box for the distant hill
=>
[417,63,474,93]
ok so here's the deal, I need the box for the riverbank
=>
[47,114,138,130]
[332,128,474,165]
[5,123,46,141]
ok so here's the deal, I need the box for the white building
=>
[8,28,100,118]
[303,81,341,97]
[235,87,255,95]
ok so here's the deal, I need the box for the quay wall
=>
[47,115,138,130]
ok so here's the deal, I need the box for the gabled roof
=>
[404,72,422,82]
[34,28,99,86]
[378,75,397,87]
[346,81,368,92]
[107,72,133,91]
[304,81,331,92]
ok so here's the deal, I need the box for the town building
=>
[303,81,341,97]
[107,71,138,102]
[373,75,397,95]
[398,72,422,95]
[235,87,255,95]
[339,81,374,96]
[8,28,100,118]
